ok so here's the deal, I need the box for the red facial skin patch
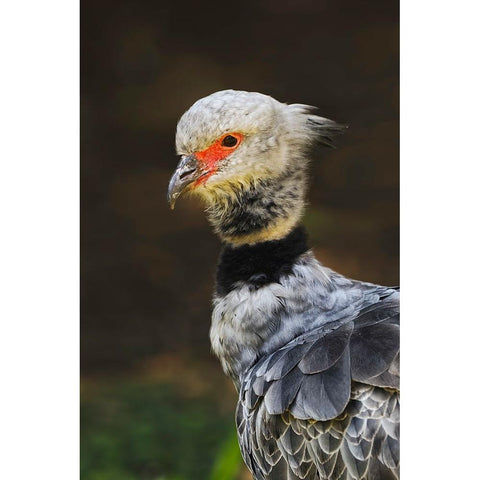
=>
[194,133,244,185]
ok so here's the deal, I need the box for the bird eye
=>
[221,135,238,148]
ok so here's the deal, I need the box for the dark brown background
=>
[81,0,398,375]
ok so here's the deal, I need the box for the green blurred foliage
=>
[209,428,243,480]
[81,379,242,480]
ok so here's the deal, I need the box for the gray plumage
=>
[235,272,399,480]
[168,90,400,479]
[224,257,399,480]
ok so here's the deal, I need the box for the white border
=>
[0,1,79,478]
[401,0,479,478]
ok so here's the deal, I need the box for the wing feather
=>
[236,287,400,479]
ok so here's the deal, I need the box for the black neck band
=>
[215,225,309,296]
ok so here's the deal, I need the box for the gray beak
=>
[167,154,202,209]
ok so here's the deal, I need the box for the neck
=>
[205,167,307,246]
[216,225,310,296]
[211,224,312,383]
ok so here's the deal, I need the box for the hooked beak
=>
[167,154,202,209]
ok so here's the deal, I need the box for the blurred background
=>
[81,0,398,478]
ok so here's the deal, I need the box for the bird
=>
[167,90,399,480]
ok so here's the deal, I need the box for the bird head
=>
[168,90,342,209]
